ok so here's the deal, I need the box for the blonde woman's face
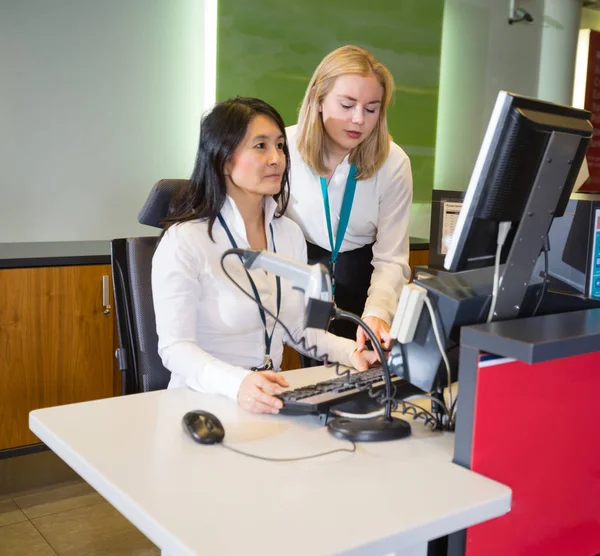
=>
[319,73,383,155]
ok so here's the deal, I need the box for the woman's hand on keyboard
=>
[238,371,289,414]
[356,316,392,352]
[350,348,380,371]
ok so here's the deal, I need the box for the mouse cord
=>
[220,441,356,462]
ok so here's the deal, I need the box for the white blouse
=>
[151,195,357,401]
[285,125,413,325]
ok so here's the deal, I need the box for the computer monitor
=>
[543,194,600,300]
[445,91,591,271]
[390,91,593,393]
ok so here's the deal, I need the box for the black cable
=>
[388,344,452,431]
[430,387,446,428]
[449,394,458,428]
[336,396,449,431]
[532,240,550,317]
[220,250,351,380]
[220,250,428,423]
[392,399,443,430]
[413,394,451,420]
[392,392,455,431]
[221,441,356,462]
[334,308,393,420]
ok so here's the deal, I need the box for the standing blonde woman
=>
[286,45,413,351]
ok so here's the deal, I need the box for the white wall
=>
[433,0,581,194]
[537,0,581,105]
[0,0,206,242]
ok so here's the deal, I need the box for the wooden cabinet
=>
[0,264,116,450]
[409,249,429,271]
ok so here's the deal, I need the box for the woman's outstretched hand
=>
[356,316,392,356]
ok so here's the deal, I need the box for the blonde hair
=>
[297,45,395,180]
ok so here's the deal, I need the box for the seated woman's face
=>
[224,114,286,198]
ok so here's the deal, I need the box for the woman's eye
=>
[366,108,376,114]
[255,143,265,149]
[277,142,285,150]
[341,104,354,110]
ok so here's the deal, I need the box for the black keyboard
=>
[276,366,420,416]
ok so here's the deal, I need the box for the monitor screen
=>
[444,91,592,273]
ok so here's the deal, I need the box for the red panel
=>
[465,351,600,556]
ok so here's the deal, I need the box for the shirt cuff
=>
[362,305,393,326]
[185,368,252,402]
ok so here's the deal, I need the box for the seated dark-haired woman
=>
[152,97,377,414]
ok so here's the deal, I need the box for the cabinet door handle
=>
[102,275,112,316]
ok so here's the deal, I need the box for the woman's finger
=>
[252,386,283,411]
[256,374,285,395]
[355,328,367,352]
[260,371,289,388]
[246,395,280,414]
[379,331,393,350]
[367,351,381,366]
[352,351,369,371]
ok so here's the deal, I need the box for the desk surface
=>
[462,308,600,364]
[30,366,510,556]
[0,240,113,268]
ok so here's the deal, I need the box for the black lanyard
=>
[217,213,281,370]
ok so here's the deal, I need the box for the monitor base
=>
[327,416,411,442]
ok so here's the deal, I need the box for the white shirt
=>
[285,125,413,325]
[151,195,357,401]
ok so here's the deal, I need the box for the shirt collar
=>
[310,156,352,184]
[220,195,279,246]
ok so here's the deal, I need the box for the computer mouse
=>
[181,410,225,445]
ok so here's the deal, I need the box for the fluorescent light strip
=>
[573,29,590,109]
[203,0,218,113]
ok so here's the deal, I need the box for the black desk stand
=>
[326,309,411,442]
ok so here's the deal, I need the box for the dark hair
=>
[162,97,290,239]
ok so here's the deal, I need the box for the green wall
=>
[217,0,444,214]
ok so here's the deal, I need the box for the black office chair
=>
[111,179,188,394]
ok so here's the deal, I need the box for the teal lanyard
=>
[217,213,281,370]
[319,163,358,292]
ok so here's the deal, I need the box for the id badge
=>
[251,356,273,371]
[329,260,336,294]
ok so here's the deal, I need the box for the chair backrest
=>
[138,178,188,227]
[111,179,188,394]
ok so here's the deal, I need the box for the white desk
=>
[30,366,511,556]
